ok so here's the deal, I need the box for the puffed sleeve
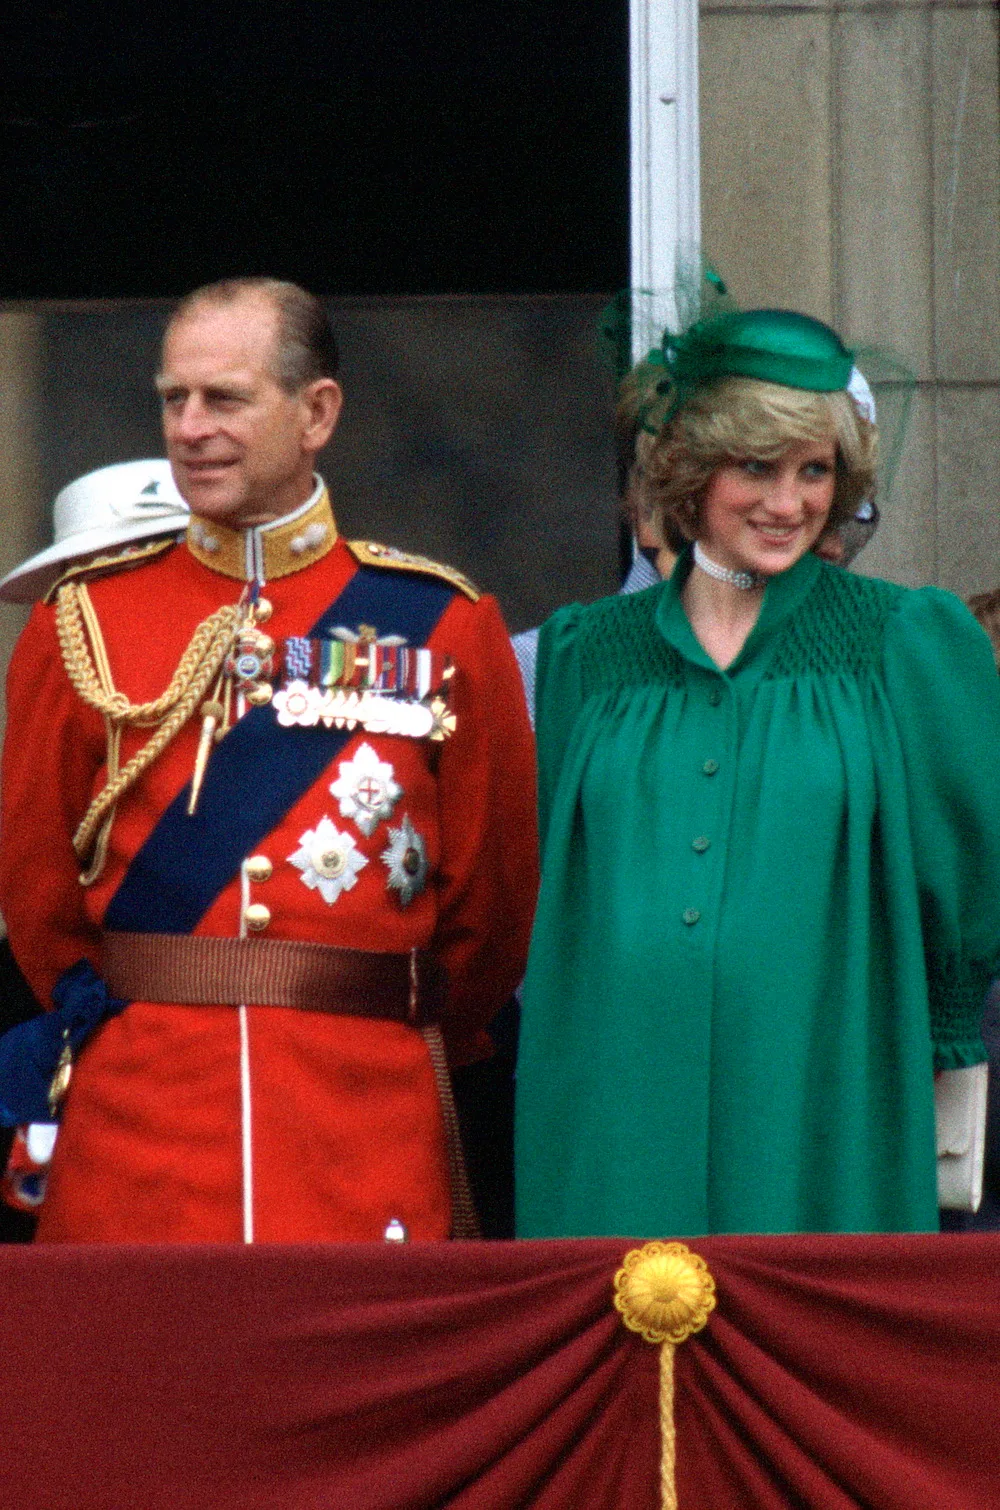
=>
[0,600,107,1008]
[431,592,538,1063]
[882,585,1000,1067]
[533,603,585,855]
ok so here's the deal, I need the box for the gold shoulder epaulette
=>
[43,537,178,604]
[347,540,480,602]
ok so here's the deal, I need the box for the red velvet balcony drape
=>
[0,1234,996,1509]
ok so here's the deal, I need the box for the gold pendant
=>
[188,699,225,816]
[48,1035,73,1118]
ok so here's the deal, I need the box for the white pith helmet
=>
[0,460,189,603]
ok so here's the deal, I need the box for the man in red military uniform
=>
[0,278,537,1243]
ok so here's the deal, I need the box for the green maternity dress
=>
[515,550,1000,1237]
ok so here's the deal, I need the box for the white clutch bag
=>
[935,1063,988,1211]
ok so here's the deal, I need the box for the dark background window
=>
[0,2,628,299]
[0,5,630,633]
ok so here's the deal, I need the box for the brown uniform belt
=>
[100,930,480,1239]
[101,931,446,1024]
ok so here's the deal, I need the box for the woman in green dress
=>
[515,306,1000,1237]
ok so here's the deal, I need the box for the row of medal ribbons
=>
[283,636,447,700]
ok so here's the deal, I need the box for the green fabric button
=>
[702,759,719,775]
[682,907,701,926]
[692,836,710,853]
[708,688,723,706]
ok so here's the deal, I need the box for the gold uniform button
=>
[245,855,273,883]
[245,902,271,932]
[692,836,710,853]
[254,597,273,624]
[682,907,701,926]
[702,759,719,776]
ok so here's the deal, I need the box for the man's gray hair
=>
[166,277,340,393]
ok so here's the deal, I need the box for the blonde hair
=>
[644,377,878,541]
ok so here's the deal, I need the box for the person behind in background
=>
[516,302,1000,1239]
[0,460,189,607]
[0,459,189,1231]
[968,589,1000,668]
[0,277,537,1244]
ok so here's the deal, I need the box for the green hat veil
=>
[600,262,914,496]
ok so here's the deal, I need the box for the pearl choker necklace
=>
[693,542,764,591]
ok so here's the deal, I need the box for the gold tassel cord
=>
[613,1241,716,1510]
[55,582,246,880]
[659,1339,678,1510]
[71,584,127,886]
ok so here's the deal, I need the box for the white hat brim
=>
[0,514,189,604]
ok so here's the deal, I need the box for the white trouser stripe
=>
[237,700,255,1245]
[238,1003,254,1244]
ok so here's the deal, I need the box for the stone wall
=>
[700,0,1000,595]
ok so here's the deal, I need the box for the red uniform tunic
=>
[0,489,537,1242]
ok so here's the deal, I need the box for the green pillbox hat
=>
[667,308,856,394]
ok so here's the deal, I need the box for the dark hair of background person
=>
[614,368,688,583]
[166,278,340,392]
[968,589,1000,671]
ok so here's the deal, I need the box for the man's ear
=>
[302,379,343,456]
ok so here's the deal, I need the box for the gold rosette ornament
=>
[614,1242,716,1510]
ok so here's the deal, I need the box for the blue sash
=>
[105,566,455,934]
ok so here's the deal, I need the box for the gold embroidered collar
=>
[185,484,338,581]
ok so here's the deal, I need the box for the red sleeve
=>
[0,601,106,1007]
[431,592,538,1064]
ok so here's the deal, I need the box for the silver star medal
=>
[381,815,428,906]
[288,816,368,904]
[329,742,403,837]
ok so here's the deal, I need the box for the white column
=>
[629,0,701,353]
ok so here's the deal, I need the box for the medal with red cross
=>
[329,742,403,837]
